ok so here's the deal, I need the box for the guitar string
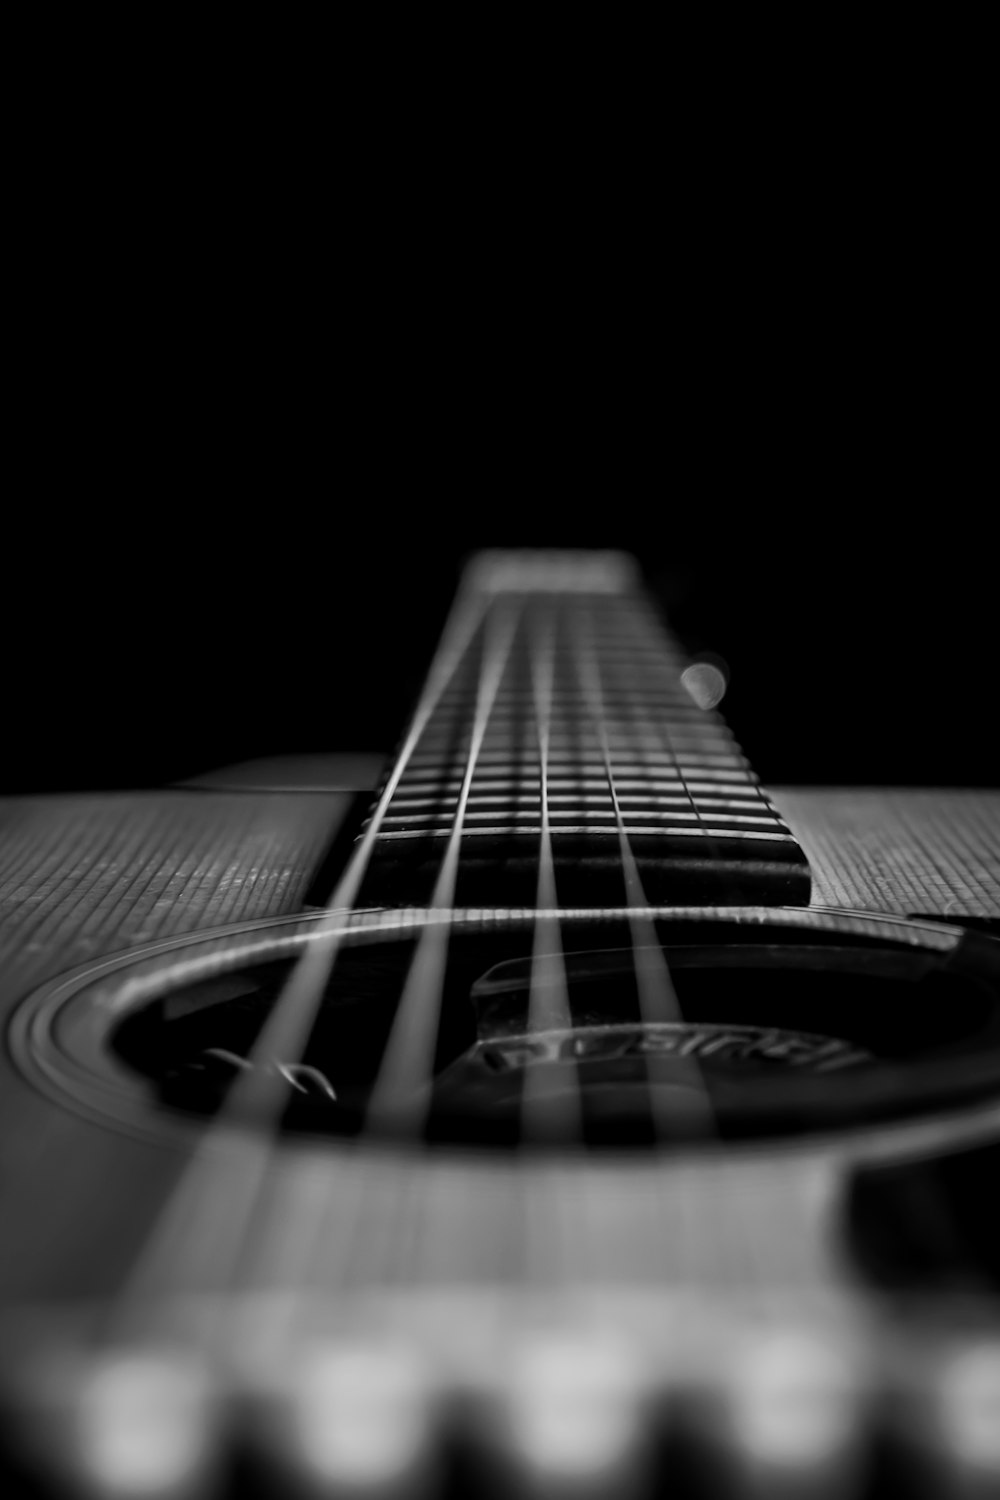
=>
[518,588,715,1291]
[325,591,525,1297]
[232,586,528,1325]
[277,590,579,1313]
[519,595,596,1296]
[613,602,741,913]
[635,598,731,886]
[361,593,521,1136]
[610,602,786,1292]
[617,600,815,1314]
[628,610,815,1298]
[520,596,580,1143]
[565,598,783,1304]
[104,576,497,1340]
[327,588,597,1297]
[569,597,716,1142]
[383,589,590,1296]
[614,605,792,1297]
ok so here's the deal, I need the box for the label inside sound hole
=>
[480,1022,872,1074]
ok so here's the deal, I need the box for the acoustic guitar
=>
[1,550,998,1498]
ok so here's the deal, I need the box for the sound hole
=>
[107,921,1000,1149]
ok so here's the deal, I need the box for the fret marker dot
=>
[681,661,728,711]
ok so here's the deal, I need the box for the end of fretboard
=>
[462,550,639,595]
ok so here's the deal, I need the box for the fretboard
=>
[356,552,811,908]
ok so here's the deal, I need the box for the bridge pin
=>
[703,1326,870,1499]
[499,1332,649,1497]
[892,1334,1000,1500]
[66,1345,220,1500]
[283,1340,439,1498]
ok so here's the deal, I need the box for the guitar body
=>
[1,552,998,1498]
[0,766,366,1309]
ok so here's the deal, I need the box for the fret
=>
[434,685,702,700]
[405,750,752,768]
[682,782,765,796]
[387,794,772,813]
[412,744,744,763]
[391,789,772,816]
[400,762,756,785]
[373,826,802,844]
[414,728,740,744]
[389,780,758,792]
[420,722,724,740]
[431,719,737,735]
[394,770,761,791]
[417,704,730,720]
[431,696,704,711]
[379,810,787,830]
[413,742,743,759]
[386,791,777,810]
[398,807,778,826]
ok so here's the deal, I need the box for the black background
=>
[5,77,995,796]
[4,457,993,795]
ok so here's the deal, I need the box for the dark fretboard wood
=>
[357,552,811,908]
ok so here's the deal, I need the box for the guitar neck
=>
[357,551,811,909]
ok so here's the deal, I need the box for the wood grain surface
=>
[772,787,1000,919]
[0,787,352,996]
[0,786,352,1303]
[0,780,995,1002]
[1,778,997,1008]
